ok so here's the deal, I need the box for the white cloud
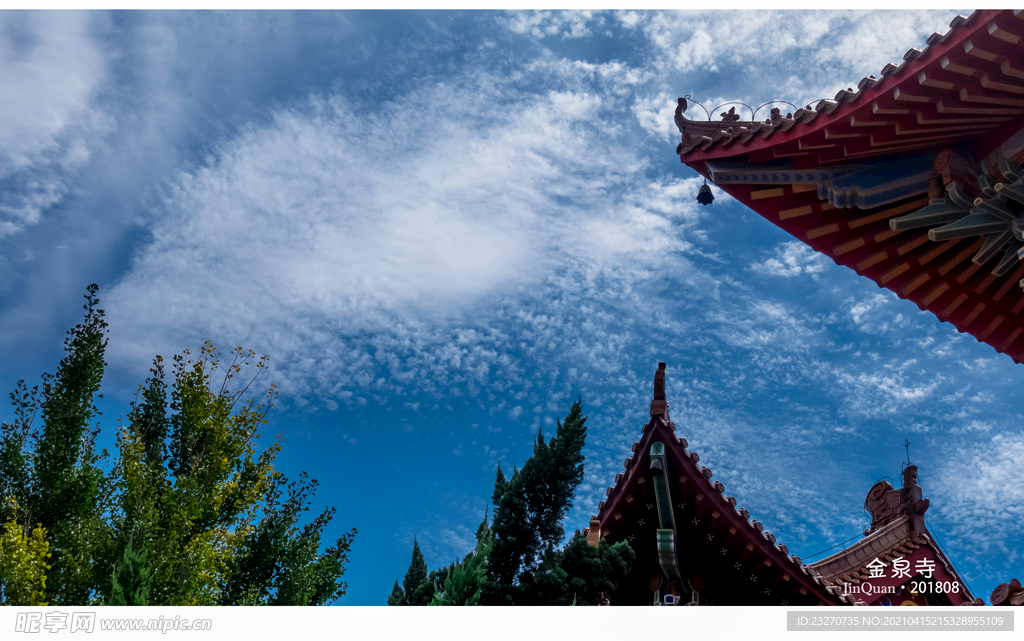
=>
[751,241,827,278]
[709,298,822,352]
[525,57,653,101]
[104,71,708,402]
[0,12,112,237]
[933,433,1024,569]
[848,293,894,333]
[828,357,942,418]
[904,421,936,433]
[501,11,602,40]
[958,357,997,373]
[950,419,992,435]
[631,92,679,141]
[615,11,643,30]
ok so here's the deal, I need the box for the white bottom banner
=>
[0,606,1012,640]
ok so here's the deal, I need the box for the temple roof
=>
[674,9,1024,364]
[809,515,925,584]
[808,515,976,604]
[584,363,850,605]
[584,363,991,605]
[675,10,1024,160]
[807,473,978,606]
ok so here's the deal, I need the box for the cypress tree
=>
[390,398,633,605]
[430,512,491,606]
[401,538,428,605]
[474,510,490,546]
[490,465,507,516]
[415,567,446,605]
[387,580,406,605]
[484,399,588,603]
[522,530,635,605]
[108,534,150,606]
[559,532,634,604]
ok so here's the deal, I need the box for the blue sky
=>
[1,10,1021,607]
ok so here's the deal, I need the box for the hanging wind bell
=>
[696,179,714,206]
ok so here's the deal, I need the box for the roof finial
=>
[650,362,668,418]
[901,438,925,489]
[900,439,920,491]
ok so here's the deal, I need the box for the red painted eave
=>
[673,9,1024,364]
[685,182,1024,364]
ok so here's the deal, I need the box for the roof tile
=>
[903,47,925,61]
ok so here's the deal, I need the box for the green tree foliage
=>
[33,285,108,535]
[0,384,38,526]
[429,514,490,606]
[119,342,289,605]
[388,399,633,605]
[558,532,633,603]
[400,538,428,605]
[482,399,590,604]
[0,503,51,605]
[219,471,354,605]
[509,531,634,605]
[0,284,110,605]
[387,580,406,605]
[0,285,356,606]
[107,534,149,605]
[490,466,507,512]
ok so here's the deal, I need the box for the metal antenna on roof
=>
[752,100,799,121]
[711,101,754,122]
[681,95,711,121]
[902,439,912,470]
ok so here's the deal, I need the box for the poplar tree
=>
[0,514,50,605]
[16,284,110,605]
[219,472,354,605]
[112,342,287,605]
[0,285,357,606]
